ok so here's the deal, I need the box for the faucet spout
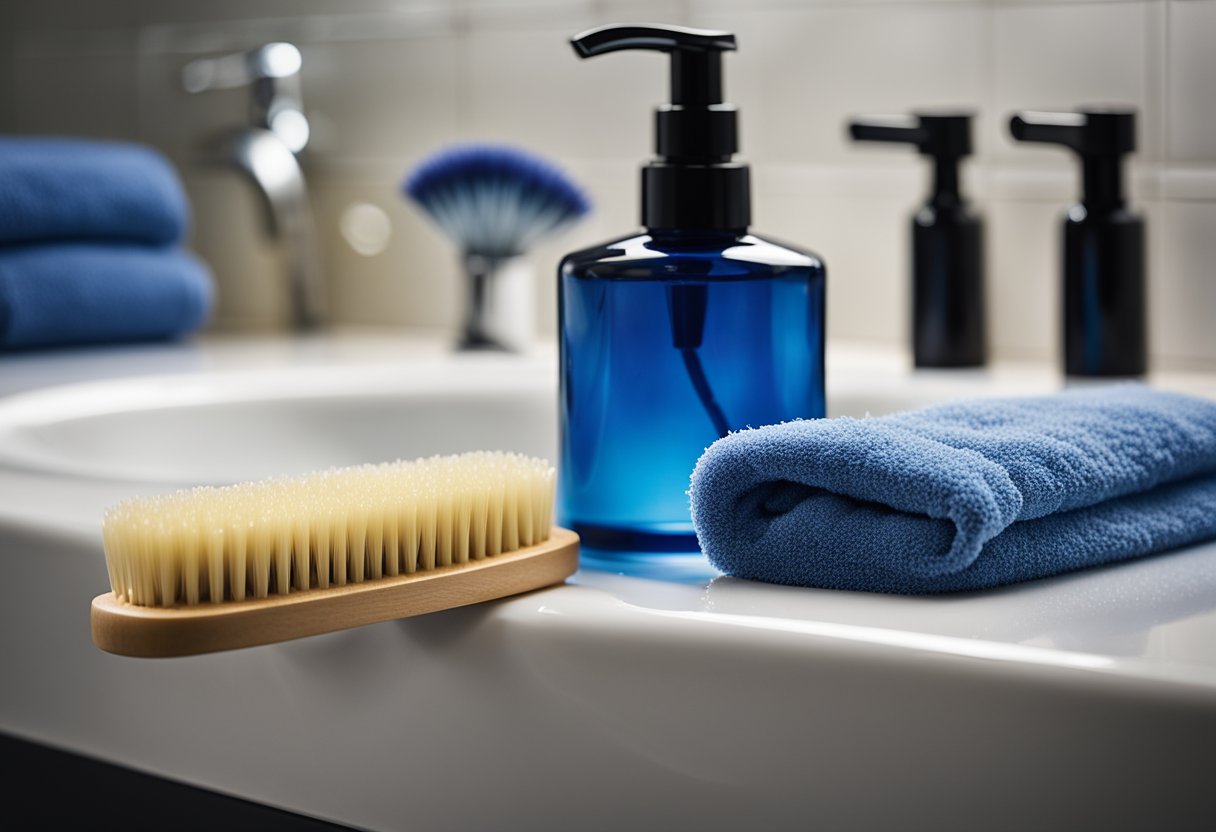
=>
[229,128,326,329]
[183,43,325,330]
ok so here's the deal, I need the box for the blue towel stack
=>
[690,385,1216,593]
[0,137,213,349]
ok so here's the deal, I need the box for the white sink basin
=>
[1,337,1215,831]
[0,345,1061,487]
[0,353,557,484]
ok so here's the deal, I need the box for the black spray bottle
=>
[1010,108,1146,377]
[848,112,986,367]
[559,24,826,562]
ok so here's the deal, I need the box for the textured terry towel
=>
[0,137,189,246]
[0,243,213,349]
[690,386,1216,594]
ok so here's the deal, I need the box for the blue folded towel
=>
[0,243,213,349]
[690,386,1216,593]
[0,137,189,246]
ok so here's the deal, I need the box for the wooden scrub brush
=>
[91,451,579,658]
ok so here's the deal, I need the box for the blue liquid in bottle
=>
[559,230,826,563]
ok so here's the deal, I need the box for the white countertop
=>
[3,331,1216,683]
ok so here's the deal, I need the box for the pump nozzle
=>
[571,24,735,107]
[1010,108,1135,209]
[1010,109,1134,155]
[570,23,749,231]
[571,23,739,165]
[570,23,735,56]
[848,111,973,205]
[849,112,973,160]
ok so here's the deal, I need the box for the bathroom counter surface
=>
[1,331,1214,831]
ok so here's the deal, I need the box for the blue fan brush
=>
[404,145,590,350]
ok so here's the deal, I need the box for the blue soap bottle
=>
[560,24,826,562]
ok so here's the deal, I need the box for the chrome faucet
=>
[182,43,326,330]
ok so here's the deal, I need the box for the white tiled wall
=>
[1168,0,1216,164]
[2,0,1214,368]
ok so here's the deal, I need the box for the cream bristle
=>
[101,451,557,608]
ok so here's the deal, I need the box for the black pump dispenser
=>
[571,24,750,231]
[1010,108,1146,377]
[849,112,986,367]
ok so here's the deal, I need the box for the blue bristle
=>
[403,145,591,259]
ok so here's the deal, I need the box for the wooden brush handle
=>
[92,527,579,658]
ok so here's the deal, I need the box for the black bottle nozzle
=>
[570,23,749,230]
[571,24,734,106]
[1009,107,1145,377]
[847,112,985,368]
[1010,109,1135,209]
[849,113,972,157]
[849,112,972,202]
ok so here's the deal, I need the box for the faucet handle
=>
[182,43,309,154]
[181,42,302,93]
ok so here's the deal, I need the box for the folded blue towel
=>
[0,137,189,246]
[0,243,213,349]
[690,386,1216,593]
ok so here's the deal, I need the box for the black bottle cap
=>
[571,23,750,231]
[1009,108,1136,209]
[848,111,974,203]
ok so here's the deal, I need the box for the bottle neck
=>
[1082,155,1125,210]
[930,156,961,205]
